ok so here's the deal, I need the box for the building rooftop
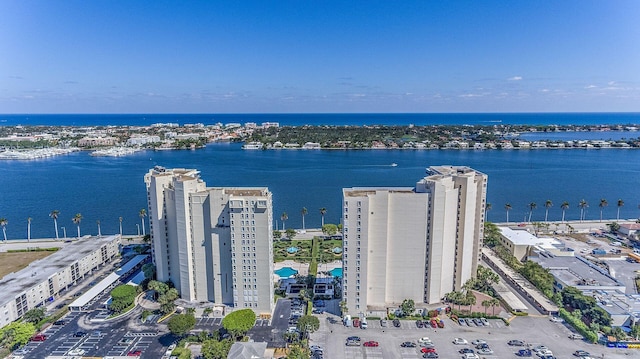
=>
[499,227,562,249]
[0,235,119,306]
[225,188,269,197]
[531,255,624,289]
[343,187,415,197]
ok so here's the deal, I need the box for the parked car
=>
[517,349,533,357]
[363,341,379,347]
[452,337,468,345]
[459,348,475,354]
[508,339,526,346]
[416,320,424,328]
[401,341,417,348]
[380,319,388,327]
[536,349,553,357]
[465,318,473,326]
[421,347,436,353]
[480,317,489,325]
[430,319,438,328]
[478,348,494,355]
[393,319,401,327]
[68,349,86,355]
[53,320,65,325]
[73,331,87,337]
[574,350,590,357]
[471,339,487,345]
[458,318,466,326]
[423,353,439,359]
[569,333,584,340]
[549,316,564,323]
[346,340,361,346]
[30,334,46,342]
[347,336,361,342]
[418,337,432,344]
[353,319,360,328]
[127,350,142,356]
[437,320,445,328]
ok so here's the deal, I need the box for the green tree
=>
[544,200,553,222]
[22,307,46,324]
[611,326,626,342]
[273,230,282,240]
[72,213,83,238]
[485,202,492,219]
[287,344,311,359]
[339,300,348,316]
[631,324,640,340]
[222,309,256,339]
[147,280,169,296]
[504,203,512,223]
[301,207,308,230]
[560,201,569,222]
[285,228,297,240]
[201,339,233,359]
[50,210,60,239]
[296,315,320,338]
[0,218,7,242]
[617,199,624,221]
[109,284,137,313]
[142,263,156,279]
[528,202,537,222]
[139,208,147,236]
[158,288,179,314]
[0,322,36,350]
[400,299,415,317]
[321,224,337,236]
[483,222,500,247]
[319,207,327,227]
[167,313,196,336]
[608,222,620,233]
[281,212,288,230]
[578,199,588,222]
[599,198,608,222]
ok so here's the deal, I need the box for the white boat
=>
[90,147,141,157]
[391,163,398,167]
[242,141,264,150]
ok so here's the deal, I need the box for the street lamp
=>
[136,224,140,236]
[61,227,66,239]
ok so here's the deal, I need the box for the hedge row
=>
[558,308,598,343]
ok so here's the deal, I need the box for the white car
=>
[478,348,494,355]
[471,339,487,345]
[462,354,479,359]
[418,337,432,344]
[536,350,553,357]
[533,346,549,352]
[453,337,468,345]
[68,349,86,355]
[549,316,564,323]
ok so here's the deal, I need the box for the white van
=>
[360,318,368,329]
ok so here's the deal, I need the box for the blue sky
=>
[1,1,639,113]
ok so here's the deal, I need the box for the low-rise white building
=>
[498,227,565,260]
[0,235,120,328]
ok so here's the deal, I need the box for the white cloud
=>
[585,85,597,89]
[508,76,523,81]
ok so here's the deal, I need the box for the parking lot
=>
[311,314,632,359]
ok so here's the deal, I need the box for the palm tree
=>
[485,203,492,219]
[72,213,83,238]
[319,208,326,227]
[560,201,569,222]
[617,199,624,221]
[544,200,553,222]
[0,218,7,242]
[599,198,608,222]
[27,217,32,242]
[481,299,491,315]
[489,298,500,315]
[301,207,308,230]
[505,203,512,223]
[281,212,288,231]
[578,199,588,222]
[139,209,147,236]
[50,210,60,240]
[528,202,537,222]
[96,220,102,237]
[119,216,123,236]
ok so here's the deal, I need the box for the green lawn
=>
[273,237,343,264]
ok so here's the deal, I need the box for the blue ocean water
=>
[1,112,640,127]
[1,142,639,240]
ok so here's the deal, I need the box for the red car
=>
[421,347,437,353]
[127,350,142,356]
[31,334,46,342]
[430,319,437,328]
[363,341,379,347]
